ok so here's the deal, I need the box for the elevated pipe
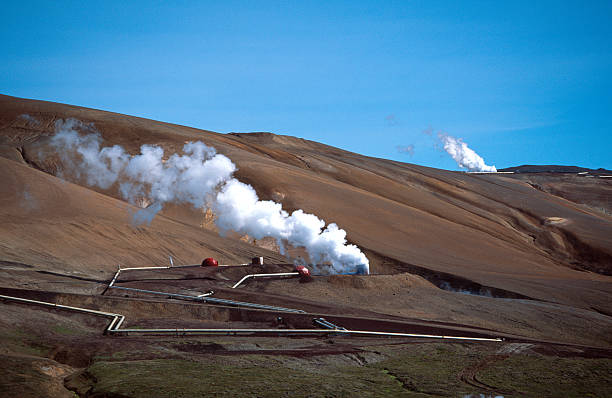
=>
[107,262,252,290]
[106,264,305,312]
[110,286,213,302]
[0,294,502,341]
[112,328,503,341]
[313,318,346,331]
[202,297,305,313]
[232,272,300,289]
[0,294,121,333]
[108,285,304,313]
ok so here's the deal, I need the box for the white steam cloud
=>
[438,133,497,172]
[49,119,369,274]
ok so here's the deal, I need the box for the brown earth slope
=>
[1,94,612,397]
[1,94,610,313]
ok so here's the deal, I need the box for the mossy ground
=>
[2,314,610,397]
[83,342,612,398]
[479,354,612,398]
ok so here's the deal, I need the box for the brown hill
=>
[499,164,612,174]
[1,94,612,397]
[1,94,610,310]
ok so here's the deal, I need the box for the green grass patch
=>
[370,343,485,396]
[93,350,134,362]
[479,354,612,397]
[52,324,81,336]
[87,358,417,398]
[0,329,51,357]
[84,342,612,398]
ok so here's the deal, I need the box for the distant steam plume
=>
[384,114,398,126]
[396,144,415,157]
[438,133,497,172]
[48,119,369,274]
[18,114,40,126]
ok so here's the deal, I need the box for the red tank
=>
[201,257,219,267]
[296,265,312,281]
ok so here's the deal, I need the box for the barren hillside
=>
[1,94,610,310]
[1,94,611,397]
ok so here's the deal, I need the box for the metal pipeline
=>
[107,266,173,290]
[112,328,503,341]
[107,263,250,290]
[108,269,121,288]
[0,294,503,342]
[105,263,210,294]
[232,272,300,289]
[219,264,250,267]
[110,285,214,302]
[107,265,306,312]
[108,285,304,313]
[201,297,305,313]
[313,317,346,330]
[0,294,121,333]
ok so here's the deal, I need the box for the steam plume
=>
[396,144,414,157]
[49,119,369,274]
[438,133,497,172]
[214,179,368,274]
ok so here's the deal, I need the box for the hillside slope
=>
[1,94,611,314]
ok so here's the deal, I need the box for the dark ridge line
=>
[0,260,34,268]
[35,270,106,283]
[590,307,612,318]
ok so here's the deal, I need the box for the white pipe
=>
[218,264,250,267]
[110,285,214,301]
[109,284,303,313]
[0,294,503,341]
[119,266,172,271]
[0,295,118,317]
[106,316,119,332]
[114,315,126,331]
[314,318,346,330]
[107,262,253,290]
[108,268,305,312]
[466,171,514,174]
[108,268,122,288]
[107,264,203,290]
[0,294,120,333]
[232,272,300,289]
[110,328,503,341]
[202,296,305,313]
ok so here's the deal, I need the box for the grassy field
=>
[80,342,612,397]
[1,310,610,397]
[479,354,612,398]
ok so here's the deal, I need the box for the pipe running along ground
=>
[231,272,300,289]
[0,294,503,341]
[107,262,252,290]
[109,285,305,313]
[107,265,306,313]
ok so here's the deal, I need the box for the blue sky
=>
[2,1,611,169]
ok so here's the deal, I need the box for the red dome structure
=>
[296,265,311,281]
[201,257,219,267]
